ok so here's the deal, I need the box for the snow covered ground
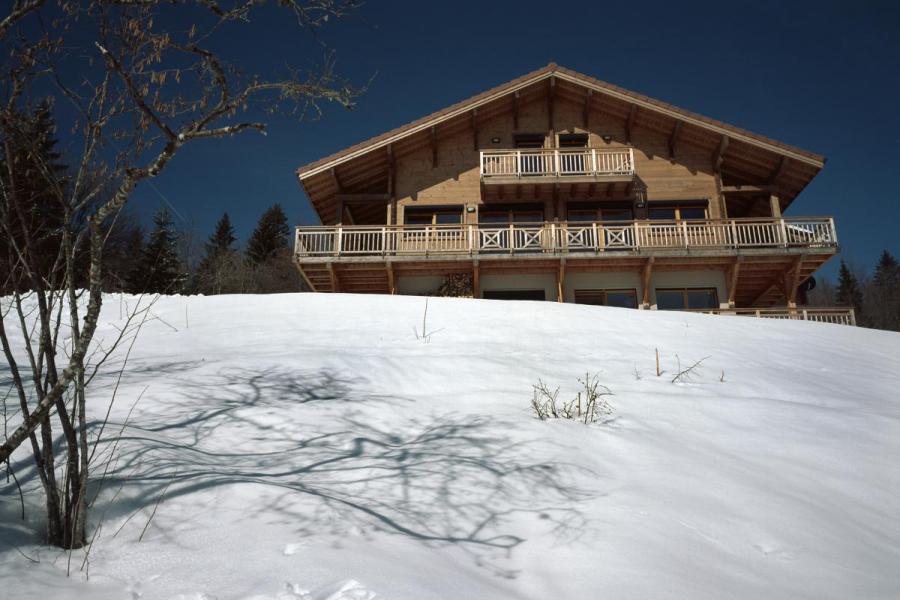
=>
[2,293,899,600]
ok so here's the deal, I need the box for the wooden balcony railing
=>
[295,217,838,258]
[688,307,856,326]
[480,147,635,179]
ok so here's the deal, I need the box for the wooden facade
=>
[294,64,843,314]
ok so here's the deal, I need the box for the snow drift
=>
[1,293,899,599]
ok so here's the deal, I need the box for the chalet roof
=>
[296,63,825,179]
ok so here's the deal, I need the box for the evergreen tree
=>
[872,250,899,289]
[201,213,237,264]
[195,212,242,294]
[835,260,863,313]
[129,207,185,294]
[0,102,69,292]
[246,203,290,264]
[868,250,900,331]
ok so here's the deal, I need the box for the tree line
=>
[808,253,900,331]
[1,103,303,297]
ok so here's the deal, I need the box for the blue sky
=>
[127,0,900,278]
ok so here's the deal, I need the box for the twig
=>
[671,356,711,384]
[139,470,178,542]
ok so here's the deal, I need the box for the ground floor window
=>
[482,289,546,301]
[655,287,719,310]
[574,289,638,308]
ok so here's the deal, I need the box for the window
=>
[648,201,708,221]
[565,207,633,223]
[480,206,544,224]
[483,289,546,301]
[655,288,719,310]
[513,133,545,149]
[575,289,638,308]
[558,133,589,148]
[404,207,463,226]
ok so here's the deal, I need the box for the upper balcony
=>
[479,147,635,184]
[294,217,838,262]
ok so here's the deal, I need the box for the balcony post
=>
[479,151,484,177]
[682,220,689,248]
[509,223,515,254]
[468,224,475,255]
[592,222,599,252]
[335,225,343,256]
[591,149,597,175]
[779,218,788,247]
[829,217,838,246]
[381,226,387,255]
[516,150,522,178]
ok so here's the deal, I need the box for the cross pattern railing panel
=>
[295,217,838,258]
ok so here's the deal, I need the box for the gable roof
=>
[296,63,825,180]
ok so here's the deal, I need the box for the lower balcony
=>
[294,217,838,259]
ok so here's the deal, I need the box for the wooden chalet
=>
[293,63,853,324]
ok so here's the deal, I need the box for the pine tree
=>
[246,203,290,264]
[201,213,236,263]
[129,207,185,294]
[872,250,899,289]
[835,260,863,313]
[868,250,900,331]
[196,212,241,294]
[0,102,69,292]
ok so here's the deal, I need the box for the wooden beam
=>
[343,204,356,225]
[386,144,396,199]
[721,184,776,194]
[430,125,438,168]
[769,193,782,218]
[386,262,395,295]
[513,90,520,130]
[625,104,638,144]
[713,135,730,173]
[557,258,566,303]
[296,264,316,293]
[336,193,392,203]
[330,167,343,193]
[473,260,480,298]
[641,257,654,308]
[668,120,683,159]
[327,263,341,293]
[385,201,393,226]
[768,156,790,185]
[471,108,479,151]
[727,257,743,307]
[335,196,344,225]
[548,76,556,131]
[583,89,593,129]
[784,256,804,307]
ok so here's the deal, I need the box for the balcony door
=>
[402,206,465,251]
[558,133,589,175]
[514,133,546,175]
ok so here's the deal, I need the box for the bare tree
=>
[0,0,363,549]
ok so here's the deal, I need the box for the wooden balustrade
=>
[688,307,856,326]
[295,217,838,258]
[479,147,635,179]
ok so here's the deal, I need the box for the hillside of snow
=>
[1,293,899,600]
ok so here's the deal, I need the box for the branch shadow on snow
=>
[89,367,595,577]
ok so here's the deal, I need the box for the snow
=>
[1,293,899,599]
